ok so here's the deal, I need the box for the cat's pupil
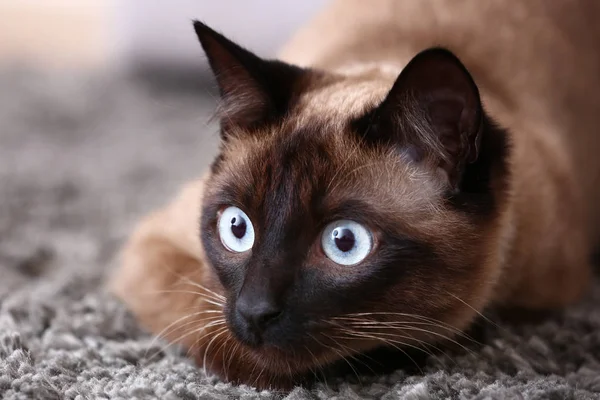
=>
[333,228,355,252]
[230,216,247,239]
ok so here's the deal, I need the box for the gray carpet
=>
[1,68,600,400]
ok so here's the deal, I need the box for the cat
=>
[109,0,600,390]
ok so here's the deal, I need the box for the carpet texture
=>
[1,69,600,400]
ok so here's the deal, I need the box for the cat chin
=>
[197,331,385,390]
[196,344,321,390]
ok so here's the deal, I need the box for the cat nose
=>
[235,296,282,332]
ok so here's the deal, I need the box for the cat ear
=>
[361,48,483,189]
[193,20,305,135]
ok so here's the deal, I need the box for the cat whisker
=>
[198,297,226,308]
[303,344,330,389]
[334,319,481,350]
[172,318,227,350]
[175,304,224,314]
[174,277,226,302]
[285,359,293,383]
[329,320,442,363]
[150,289,225,308]
[309,333,363,385]
[158,260,226,303]
[334,312,481,345]
[252,355,268,388]
[343,322,477,358]
[302,345,320,384]
[218,335,234,380]
[324,333,379,376]
[331,317,472,341]
[173,285,227,306]
[146,311,225,357]
[147,318,227,362]
[443,290,506,333]
[186,321,229,357]
[226,340,241,381]
[212,334,233,381]
[201,326,230,375]
[330,315,463,364]
[336,311,461,331]
[171,315,226,338]
[337,325,457,368]
[330,329,424,374]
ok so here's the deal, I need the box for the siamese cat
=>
[109,0,600,390]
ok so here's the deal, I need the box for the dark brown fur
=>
[109,2,599,390]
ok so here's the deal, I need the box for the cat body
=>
[110,0,600,389]
[278,1,600,309]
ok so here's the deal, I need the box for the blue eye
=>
[218,206,255,252]
[321,220,373,265]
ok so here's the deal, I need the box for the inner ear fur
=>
[356,47,484,189]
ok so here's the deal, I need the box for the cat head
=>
[194,21,510,386]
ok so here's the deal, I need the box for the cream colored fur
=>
[279,0,600,307]
[109,0,600,387]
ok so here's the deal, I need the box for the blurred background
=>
[0,1,325,291]
[0,0,327,86]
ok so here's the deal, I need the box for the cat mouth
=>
[234,327,378,374]
[241,341,338,375]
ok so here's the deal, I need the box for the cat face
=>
[195,21,509,380]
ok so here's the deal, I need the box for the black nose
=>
[235,297,282,332]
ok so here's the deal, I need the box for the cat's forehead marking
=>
[220,126,449,238]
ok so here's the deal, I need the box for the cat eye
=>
[218,206,255,253]
[321,220,373,265]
